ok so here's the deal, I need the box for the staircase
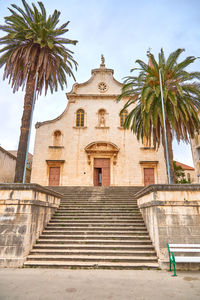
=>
[24,187,159,269]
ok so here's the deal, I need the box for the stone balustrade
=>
[0,184,61,267]
[135,184,200,269]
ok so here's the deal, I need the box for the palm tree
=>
[118,49,200,183]
[0,0,78,182]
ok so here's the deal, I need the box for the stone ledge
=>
[0,258,25,268]
[138,200,200,209]
[0,183,62,198]
[134,184,200,199]
[0,199,59,208]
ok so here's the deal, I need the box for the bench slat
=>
[169,244,200,248]
[170,249,200,253]
[175,257,200,263]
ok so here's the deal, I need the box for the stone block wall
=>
[135,185,200,269]
[0,184,61,267]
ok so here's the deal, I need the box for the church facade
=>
[31,58,167,186]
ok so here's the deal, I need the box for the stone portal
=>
[94,158,110,186]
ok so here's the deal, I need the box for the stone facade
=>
[31,59,168,186]
[136,184,200,269]
[0,146,32,183]
[0,147,16,183]
[174,161,195,183]
[0,184,61,267]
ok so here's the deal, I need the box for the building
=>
[0,146,16,183]
[189,136,200,182]
[8,150,33,170]
[174,160,195,183]
[31,57,168,186]
[0,146,32,183]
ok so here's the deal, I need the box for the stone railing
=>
[135,184,200,269]
[0,184,61,267]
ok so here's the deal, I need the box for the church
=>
[31,57,167,186]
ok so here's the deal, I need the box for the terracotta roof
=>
[174,161,195,171]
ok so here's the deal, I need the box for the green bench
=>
[167,243,200,276]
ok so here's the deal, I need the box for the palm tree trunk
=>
[14,72,36,183]
[162,122,175,184]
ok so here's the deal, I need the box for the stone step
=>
[51,217,143,221]
[33,244,154,250]
[57,208,140,211]
[60,196,138,199]
[24,186,156,269]
[44,227,147,232]
[26,255,157,263]
[39,235,150,240]
[42,230,148,235]
[36,239,152,245]
[30,249,156,256]
[53,213,142,217]
[49,220,144,224]
[60,200,137,207]
[45,223,146,230]
[58,207,138,210]
[48,186,142,191]
[24,261,159,269]
[61,196,138,198]
[61,199,138,202]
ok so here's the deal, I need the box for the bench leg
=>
[169,259,172,272]
[172,253,177,277]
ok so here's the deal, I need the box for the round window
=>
[98,82,108,93]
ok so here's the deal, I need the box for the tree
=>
[173,161,190,184]
[0,0,78,182]
[117,49,200,183]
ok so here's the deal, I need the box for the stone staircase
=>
[24,187,159,269]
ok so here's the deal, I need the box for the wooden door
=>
[94,158,110,186]
[102,166,110,186]
[93,168,99,186]
[144,168,155,186]
[49,167,60,186]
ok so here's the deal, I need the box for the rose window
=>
[98,82,108,93]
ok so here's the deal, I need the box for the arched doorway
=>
[85,141,119,186]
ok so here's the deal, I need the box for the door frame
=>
[46,160,65,186]
[93,157,111,186]
[143,167,155,186]
[49,166,60,186]
[140,161,158,186]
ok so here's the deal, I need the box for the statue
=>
[100,54,105,67]
[99,110,106,127]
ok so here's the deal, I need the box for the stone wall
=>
[0,147,32,183]
[0,147,16,183]
[0,184,61,267]
[135,184,200,269]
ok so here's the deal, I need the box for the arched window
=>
[76,109,85,127]
[53,130,62,146]
[120,110,128,127]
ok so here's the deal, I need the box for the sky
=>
[0,0,200,166]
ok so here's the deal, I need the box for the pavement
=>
[0,268,200,300]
